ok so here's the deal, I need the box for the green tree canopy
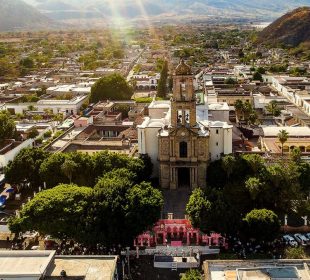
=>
[266,100,281,117]
[4,148,50,187]
[186,188,211,231]
[224,77,237,84]
[253,71,263,82]
[245,177,262,201]
[61,159,78,184]
[27,127,39,139]
[157,60,168,98]
[39,152,68,188]
[90,178,163,246]
[90,73,133,102]
[243,209,280,241]
[19,57,34,69]
[0,111,16,143]
[9,184,93,241]
[180,269,203,280]
[9,177,163,247]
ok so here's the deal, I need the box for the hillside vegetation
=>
[0,0,57,31]
[259,7,310,47]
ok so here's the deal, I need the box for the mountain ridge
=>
[0,0,61,32]
[259,6,310,47]
[1,0,310,31]
[23,0,310,21]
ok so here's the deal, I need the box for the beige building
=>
[260,126,310,154]
[138,60,233,190]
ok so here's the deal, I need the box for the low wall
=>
[281,225,310,233]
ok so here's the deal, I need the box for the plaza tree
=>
[90,73,133,102]
[186,188,211,231]
[7,148,150,189]
[243,209,280,241]
[39,152,68,188]
[0,110,16,143]
[4,148,50,187]
[9,176,163,247]
[277,129,289,156]
[91,175,163,246]
[204,153,310,235]
[221,155,236,179]
[61,159,78,184]
[8,184,93,241]
[245,177,262,201]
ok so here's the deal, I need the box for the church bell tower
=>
[171,59,196,128]
[158,59,209,190]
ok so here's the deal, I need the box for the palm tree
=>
[234,99,243,121]
[61,159,77,184]
[277,129,289,156]
[266,100,281,117]
[53,113,63,124]
[243,100,253,122]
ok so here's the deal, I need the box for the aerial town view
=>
[0,0,310,279]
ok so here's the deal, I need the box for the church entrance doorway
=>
[178,167,190,188]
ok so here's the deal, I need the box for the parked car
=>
[294,233,309,246]
[305,233,310,240]
[283,235,298,247]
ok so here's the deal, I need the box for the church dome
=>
[175,59,192,75]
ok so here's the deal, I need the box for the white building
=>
[4,96,88,116]
[0,124,52,167]
[0,251,119,280]
[46,82,94,96]
[138,98,233,177]
[132,73,160,90]
[264,75,310,116]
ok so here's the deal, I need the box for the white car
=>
[283,235,298,247]
[294,233,309,246]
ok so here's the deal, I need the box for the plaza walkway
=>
[162,189,191,219]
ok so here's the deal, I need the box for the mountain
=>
[0,0,58,31]
[259,7,310,47]
[23,0,310,22]
[2,0,310,30]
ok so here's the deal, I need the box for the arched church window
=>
[180,80,186,100]
[184,110,190,125]
[177,110,183,124]
[179,141,188,158]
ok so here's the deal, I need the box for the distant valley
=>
[1,0,310,31]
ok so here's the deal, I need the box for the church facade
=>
[138,60,232,189]
[158,60,209,189]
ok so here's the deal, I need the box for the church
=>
[138,60,233,189]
